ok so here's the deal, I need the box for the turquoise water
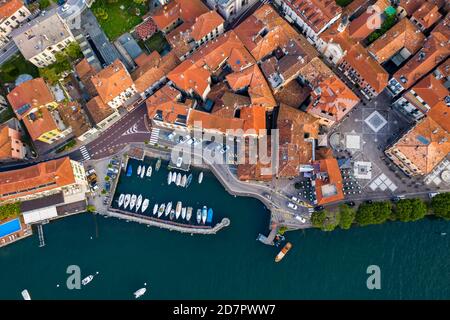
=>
[0,157,449,299]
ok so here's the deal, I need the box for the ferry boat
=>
[134,287,146,299]
[275,242,292,263]
[126,165,133,177]
[176,173,182,186]
[196,209,202,224]
[135,195,143,212]
[158,203,165,218]
[137,165,142,176]
[186,207,193,221]
[140,166,146,179]
[201,206,208,224]
[118,194,125,208]
[168,172,172,185]
[146,166,152,177]
[153,204,158,215]
[142,199,149,213]
[175,201,182,219]
[21,289,31,300]
[186,174,193,188]
[130,195,137,210]
[206,208,213,224]
[198,172,203,184]
[124,194,131,209]
[155,158,161,171]
[181,174,187,187]
[181,207,186,220]
[165,202,172,216]
[170,209,175,220]
[82,275,94,286]
[171,172,177,183]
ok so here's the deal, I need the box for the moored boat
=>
[158,203,165,218]
[201,206,207,224]
[135,195,143,212]
[176,173,182,186]
[126,165,132,177]
[275,242,292,262]
[168,172,172,185]
[198,172,203,184]
[137,165,142,176]
[134,288,146,299]
[153,204,158,215]
[186,174,193,188]
[130,195,137,210]
[171,172,177,183]
[181,207,186,220]
[140,166,146,178]
[155,158,161,171]
[206,208,213,223]
[142,199,149,213]
[124,194,131,209]
[165,202,172,216]
[118,194,125,208]
[186,207,193,221]
[146,166,152,177]
[82,275,94,286]
[181,174,187,187]
[196,209,202,224]
[170,209,175,220]
[175,201,182,219]
[21,289,31,300]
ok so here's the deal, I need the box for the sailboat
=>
[168,172,172,185]
[137,165,142,176]
[186,207,193,221]
[171,172,177,183]
[124,194,131,209]
[134,287,147,299]
[181,174,187,187]
[130,194,137,210]
[118,194,125,208]
[176,173,182,186]
[135,195,143,212]
[158,203,165,218]
[206,208,213,223]
[146,166,152,177]
[165,202,172,216]
[155,158,161,171]
[186,174,193,188]
[198,172,203,184]
[196,209,202,224]
[181,207,186,220]
[201,206,207,224]
[142,199,149,213]
[140,166,146,179]
[175,201,182,219]
[153,204,158,215]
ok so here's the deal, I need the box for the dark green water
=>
[0,158,449,300]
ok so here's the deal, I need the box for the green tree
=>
[86,205,96,213]
[431,193,450,220]
[393,199,427,222]
[39,67,60,85]
[338,204,356,229]
[64,42,82,61]
[39,0,51,9]
[355,201,392,226]
[0,203,21,220]
[134,0,147,5]
[311,210,326,228]
[105,176,110,182]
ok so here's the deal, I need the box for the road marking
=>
[80,146,91,161]
[149,128,160,145]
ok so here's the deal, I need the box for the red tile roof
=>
[190,10,224,42]
[314,158,345,205]
[0,124,22,160]
[135,18,157,40]
[146,85,191,126]
[22,106,59,141]
[412,2,442,30]
[85,96,115,125]
[0,0,23,20]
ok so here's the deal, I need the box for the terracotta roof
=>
[436,57,450,78]
[0,157,76,202]
[408,73,449,110]
[398,0,423,15]
[91,60,134,104]
[348,0,390,40]
[0,124,22,160]
[392,116,450,174]
[240,105,266,133]
[307,75,360,123]
[0,0,24,20]
[298,57,335,88]
[57,102,90,137]
[7,78,54,119]
[166,21,195,59]
[135,18,157,40]
[75,58,96,79]
[210,87,251,118]
[283,0,342,33]
[274,80,311,108]
[146,85,191,126]
[85,96,115,125]
[412,2,442,30]
[368,18,425,63]
[190,10,224,42]
[167,59,211,97]
[314,158,345,205]
[134,51,160,68]
[188,109,245,133]
[151,0,209,30]
[22,106,59,141]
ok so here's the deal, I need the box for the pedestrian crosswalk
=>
[80,146,91,161]
[149,128,160,145]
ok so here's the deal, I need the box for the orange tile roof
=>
[166,21,194,58]
[368,18,425,63]
[392,116,450,174]
[427,101,450,132]
[188,109,245,133]
[0,0,23,20]
[134,51,161,68]
[298,57,334,88]
[190,10,224,42]
[7,78,54,119]
[151,0,209,30]
[0,157,76,202]
[240,105,266,133]
[398,0,423,15]
[409,73,448,110]
[436,57,450,78]
[146,85,191,126]
[0,124,22,160]
[22,106,59,141]
[348,0,390,40]
[91,60,134,104]
[75,58,97,79]
[315,158,345,205]
[412,2,442,30]
[85,96,115,125]
[167,59,211,97]
[307,75,360,123]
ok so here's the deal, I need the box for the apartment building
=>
[0,0,31,47]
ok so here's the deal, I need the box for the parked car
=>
[86,168,96,176]
[108,167,119,174]
[428,192,439,199]
[391,197,401,202]
[110,159,120,166]
[345,201,356,207]
[294,215,306,223]
[193,138,202,146]
[291,196,299,203]
[287,202,298,210]
[91,184,99,192]
[314,205,324,211]
[176,156,183,168]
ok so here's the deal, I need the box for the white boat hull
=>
[153,204,158,215]
[142,199,149,213]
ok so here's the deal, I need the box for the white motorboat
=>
[142,199,149,213]
[198,172,203,184]
[155,158,161,171]
[21,289,31,300]
[118,194,125,208]
[135,195,143,212]
[202,206,207,224]
[124,194,131,209]
[186,207,193,221]
[130,195,137,210]
[168,172,172,185]
[181,174,187,187]
[82,275,94,286]
[176,173,182,186]
[134,287,147,299]
[196,209,202,224]
[181,207,186,220]
[140,166,146,179]
[171,172,177,183]
[186,174,193,188]
[137,165,142,176]
[158,203,165,218]
[165,202,172,216]
[146,166,152,177]
[175,201,182,219]
[153,204,158,215]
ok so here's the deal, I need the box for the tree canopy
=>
[431,193,450,220]
[393,199,427,222]
[355,201,392,226]
[338,204,356,229]
[0,203,21,220]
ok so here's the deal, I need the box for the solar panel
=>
[16,104,31,116]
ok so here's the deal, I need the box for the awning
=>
[23,206,58,224]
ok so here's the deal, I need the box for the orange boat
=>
[275,242,292,262]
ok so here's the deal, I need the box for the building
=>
[274,0,342,45]
[91,59,138,109]
[114,33,144,69]
[0,0,31,48]
[410,1,442,32]
[346,0,390,41]
[75,58,99,98]
[85,96,120,131]
[313,157,345,205]
[0,121,26,162]
[206,0,259,21]
[12,12,75,67]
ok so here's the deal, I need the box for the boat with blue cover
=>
[206,208,213,223]
[126,165,133,177]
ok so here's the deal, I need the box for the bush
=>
[336,0,353,7]
[431,193,450,220]
[367,15,397,44]
[0,203,21,220]
[86,205,96,213]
